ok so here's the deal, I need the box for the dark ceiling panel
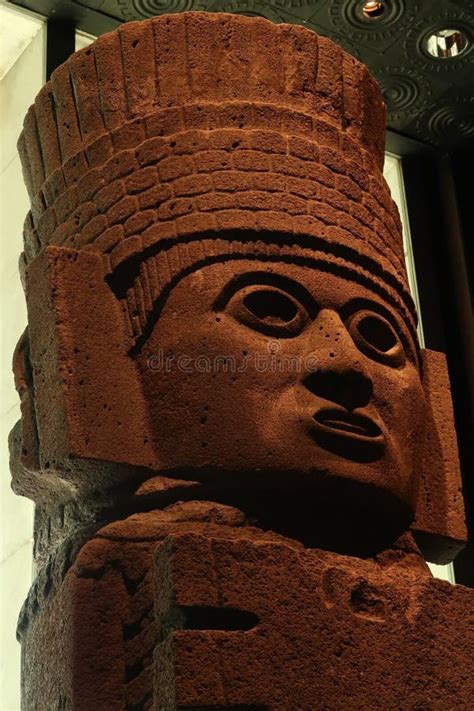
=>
[6,0,474,148]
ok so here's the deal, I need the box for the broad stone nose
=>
[302,309,373,411]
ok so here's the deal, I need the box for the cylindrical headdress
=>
[18,11,416,348]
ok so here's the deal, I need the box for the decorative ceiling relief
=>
[327,0,419,50]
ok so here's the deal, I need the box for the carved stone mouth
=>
[314,409,382,439]
[310,408,385,463]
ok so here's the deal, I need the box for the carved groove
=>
[174,605,259,631]
[123,603,154,640]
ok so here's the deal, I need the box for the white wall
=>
[0,13,45,710]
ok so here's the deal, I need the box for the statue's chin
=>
[136,464,415,558]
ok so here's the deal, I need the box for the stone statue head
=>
[10,12,465,560]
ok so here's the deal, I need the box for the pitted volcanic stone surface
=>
[19,513,474,710]
[10,11,468,711]
[19,13,386,198]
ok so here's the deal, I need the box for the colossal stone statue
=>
[9,11,473,710]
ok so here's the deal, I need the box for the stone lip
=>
[311,406,385,462]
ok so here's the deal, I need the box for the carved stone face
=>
[137,257,427,541]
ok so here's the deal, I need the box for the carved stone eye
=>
[226,285,309,337]
[348,310,406,367]
[243,289,298,324]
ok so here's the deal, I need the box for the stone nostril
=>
[303,369,373,410]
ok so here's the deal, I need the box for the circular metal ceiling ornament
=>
[216,1,286,24]
[424,28,470,59]
[126,0,290,23]
[425,98,474,146]
[376,68,431,123]
[375,66,432,129]
[361,2,386,20]
[265,0,314,7]
[130,0,201,15]
[403,10,474,72]
[381,76,418,111]
[329,0,418,43]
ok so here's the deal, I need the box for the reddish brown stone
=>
[10,11,469,710]
[95,180,126,213]
[85,132,115,168]
[124,166,159,195]
[17,510,473,710]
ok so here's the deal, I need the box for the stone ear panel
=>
[9,329,41,502]
[12,245,157,504]
[412,349,467,563]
